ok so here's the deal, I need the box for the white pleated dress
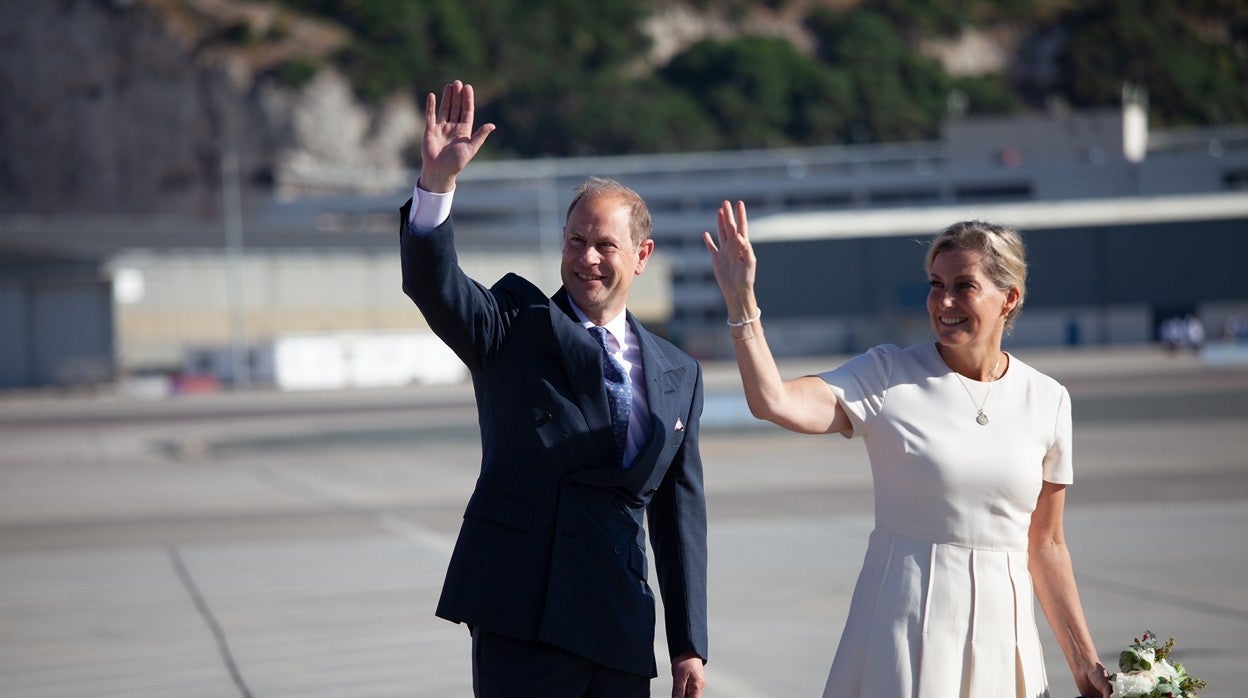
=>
[818,342,1073,698]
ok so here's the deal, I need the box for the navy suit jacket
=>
[399,200,708,677]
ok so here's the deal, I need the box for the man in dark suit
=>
[400,80,708,697]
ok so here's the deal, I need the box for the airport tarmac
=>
[0,345,1245,697]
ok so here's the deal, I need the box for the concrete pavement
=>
[0,345,1245,696]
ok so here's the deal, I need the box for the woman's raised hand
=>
[702,200,756,307]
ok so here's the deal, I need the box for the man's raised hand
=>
[419,80,495,194]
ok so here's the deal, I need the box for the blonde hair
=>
[566,176,652,248]
[924,220,1028,333]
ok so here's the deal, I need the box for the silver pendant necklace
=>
[954,356,1002,426]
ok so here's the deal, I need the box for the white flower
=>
[1154,658,1179,682]
[1111,671,1156,696]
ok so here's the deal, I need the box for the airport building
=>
[1,105,1245,389]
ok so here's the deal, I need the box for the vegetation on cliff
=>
[262,0,1247,159]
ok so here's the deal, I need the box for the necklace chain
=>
[953,356,1002,426]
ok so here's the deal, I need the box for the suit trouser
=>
[471,626,649,698]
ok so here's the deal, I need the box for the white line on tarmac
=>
[374,512,455,555]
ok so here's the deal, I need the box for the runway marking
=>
[253,463,458,555]
[374,512,455,555]
[1078,571,1248,622]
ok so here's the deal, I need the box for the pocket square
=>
[674,418,685,432]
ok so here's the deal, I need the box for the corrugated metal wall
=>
[0,275,114,389]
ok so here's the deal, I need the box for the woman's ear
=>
[1003,286,1021,315]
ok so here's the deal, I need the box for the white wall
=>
[108,248,671,372]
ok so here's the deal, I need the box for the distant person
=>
[703,203,1112,697]
[1225,313,1248,341]
[1160,316,1185,353]
[400,80,708,697]
[1184,314,1206,353]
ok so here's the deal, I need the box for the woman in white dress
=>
[702,202,1112,698]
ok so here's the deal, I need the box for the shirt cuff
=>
[407,180,455,235]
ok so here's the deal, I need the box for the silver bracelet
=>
[726,307,762,327]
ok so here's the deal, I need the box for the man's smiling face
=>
[560,193,652,326]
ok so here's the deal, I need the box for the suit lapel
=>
[633,315,680,471]
[549,294,687,489]
[550,290,618,465]
[579,315,689,497]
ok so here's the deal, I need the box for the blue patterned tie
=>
[590,326,631,466]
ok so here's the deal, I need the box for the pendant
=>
[976,411,990,426]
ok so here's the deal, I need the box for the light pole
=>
[221,150,250,389]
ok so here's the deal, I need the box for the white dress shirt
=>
[407,180,455,234]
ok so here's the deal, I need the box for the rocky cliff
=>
[0,0,421,215]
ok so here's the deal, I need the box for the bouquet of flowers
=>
[1109,631,1207,697]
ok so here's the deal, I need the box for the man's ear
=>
[634,239,655,275]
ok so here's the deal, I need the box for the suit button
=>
[612,545,622,556]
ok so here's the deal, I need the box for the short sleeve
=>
[1042,385,1074,484]
[817,344,898,439]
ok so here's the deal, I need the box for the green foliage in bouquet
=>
[1111,631,1207,698]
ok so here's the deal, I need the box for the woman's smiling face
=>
[926,247,1016,350]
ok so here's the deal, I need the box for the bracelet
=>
[733,329,763,342]
[726,307,762,327]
